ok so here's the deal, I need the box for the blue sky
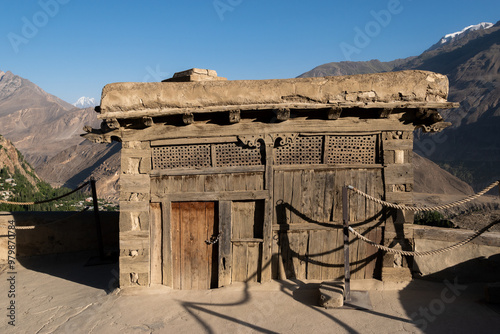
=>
[1,0,499,104]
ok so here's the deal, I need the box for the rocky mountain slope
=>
[36,141,120,199]
[0,70,115,198]
[300,21,500,190]
[0,70,101,166]
[413,153,473,195]
[0,134,39,187]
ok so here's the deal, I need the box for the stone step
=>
[318,281,345,308]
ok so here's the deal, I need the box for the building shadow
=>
[2,211,119,291]
[399,254,500,333]
[17,251,119,292]
[179,258,413,334]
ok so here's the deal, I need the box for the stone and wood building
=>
[84,68,457,289]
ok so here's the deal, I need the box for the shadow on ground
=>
[17,251,119,292]
[179,260,413,334]
[399,254,500,333]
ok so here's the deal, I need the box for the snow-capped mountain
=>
[73,96,97,109]
[427,22,493,51]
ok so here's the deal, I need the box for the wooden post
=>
[218,201,232,287]
[90,178,105,260]
[342,185,351,301]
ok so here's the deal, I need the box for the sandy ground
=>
[1,252,499,334]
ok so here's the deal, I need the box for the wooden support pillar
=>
[342,185,351,302]
[161,200,173,287]
[218,201,232,287]
[261,141,274,282]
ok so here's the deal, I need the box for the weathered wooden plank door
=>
[231,200,264,283]
[171,201,218,290]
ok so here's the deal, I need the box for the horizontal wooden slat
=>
[273,164,383,171]
[151,136,238,146]
[99,101,459,120]
[272,221,383,231]
[231,238,263,243]
[120,231,150,249]
[115,119,416,143]
[385,191,413,203]
[120,256,149,272]
[383,164,413,184]
[151,190,270,202]
[150,166,265,176]
[120,174,151,193]
[120,201,150,212]
[382,139,413,150]
[122,148,152,157]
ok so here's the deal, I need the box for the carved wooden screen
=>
[274,134,378,165]
[275,136,323,165]
[152,142,263,170]
[325,135,377,164]
[152,144,211,169]
[214,143,263,167]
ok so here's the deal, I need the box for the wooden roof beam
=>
[327,107,342,120]
[229,110,240,123]
[142,116,154,127]
[182,113,194,125]
[378,108,392,118]
[275,107,290,121]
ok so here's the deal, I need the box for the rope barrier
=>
[14,207,91,230]
[348,180,499,212]
[346,180,500,256]
[349,219,500,257]
[0,181,89,206]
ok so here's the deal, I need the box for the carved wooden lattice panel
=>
[326,135,377,164]
[275,136,323,165]
[152,144,211,169]
[214,142,263,167]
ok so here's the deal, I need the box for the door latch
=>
[205,233,220,245]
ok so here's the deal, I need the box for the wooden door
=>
[171,202,218,290]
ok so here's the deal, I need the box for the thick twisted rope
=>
[0,182,89,206]
[348,180,499,212]
[14,207,91,230]
[349,219,499,257]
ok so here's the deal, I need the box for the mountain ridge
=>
[0,70,101,166]
[73,96,97,109]
[426,22,494,52]
[299,20,500,189]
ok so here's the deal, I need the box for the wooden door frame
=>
[151,193,271,289]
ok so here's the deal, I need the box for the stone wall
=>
[118,140,152,287]
[412,225,500,283]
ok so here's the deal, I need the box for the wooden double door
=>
[150,200,264,289]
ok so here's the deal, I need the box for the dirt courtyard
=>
[1,252,499,333]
